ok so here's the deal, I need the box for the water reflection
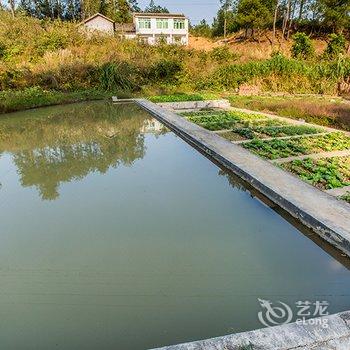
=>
[0,101,167,200]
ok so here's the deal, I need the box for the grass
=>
[243,132,350,159]
[281,156,350,189]
[228,95,350,132]
[2,11,350,113]
[0,87,111,114]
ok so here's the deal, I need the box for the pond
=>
[1,101,350,350]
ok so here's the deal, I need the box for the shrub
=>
[291,32,315,60]
[0,41,6,59]
[148,59,182,82]
[99,62,142,92]
[324,33,347,59]
[210,46,237,63]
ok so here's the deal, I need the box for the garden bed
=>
[280,156,350,190]
[224,124,322,141]
[183,111,283,131]
[243,132,350,159]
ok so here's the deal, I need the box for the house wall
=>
[133,16,189,45]
[83,16,114,35]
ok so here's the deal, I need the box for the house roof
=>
[133,12,186,19]
[80,13,115,25]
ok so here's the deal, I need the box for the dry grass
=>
[190,31,328,62]
[228,94,350,131]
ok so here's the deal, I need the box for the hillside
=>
[189,31,328,62]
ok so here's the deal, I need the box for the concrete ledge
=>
[135,99,350,258]
[156,100,231,111]
[151,311,350,350]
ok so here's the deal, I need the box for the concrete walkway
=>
[135,99,350,258]
[151,311,350,350]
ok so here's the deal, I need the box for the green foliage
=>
[282,157,350,189]
[318,0,350,32]
[190,19,212,38]
[210,46,237,63]
[233,124,321,139]
[244,132,350,159]
[99,62,141,91]
[212,8,238,37]
[236,0,272,32]
[144,0,169,13]
[149,93,206,103]
[0,87,109,113]
[148,59,182,82]
[0,41,6,59]
[184,110,267,131]
[291,32,315,60]
[340,191,350,203]
[324,33,347,59]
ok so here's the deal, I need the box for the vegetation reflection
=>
[0,102,166,200]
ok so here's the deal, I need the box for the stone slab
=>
[150,311,350,350]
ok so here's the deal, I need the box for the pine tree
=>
[128,0,139,12]
[144,0,168,13]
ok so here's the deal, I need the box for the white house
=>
[80,12,189,45]
[79,13,115,35]
[131,13,189,45]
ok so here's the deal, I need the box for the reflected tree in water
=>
[0,102,160,200]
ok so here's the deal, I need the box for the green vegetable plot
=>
[184,111,283,132]
[230,125,321,140]
[281,156,350,190]
[243,132,350,159]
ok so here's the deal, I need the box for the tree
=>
[212,8,237,36]
[291,32,314,59]
[236,0,273,37]
[191,19,212,38]
[144,0,168,13]
[8,0,16,17]
[324,33,346,58]
[115,0,131,22]
[128,0,140,12]
[220,0,233,38]
[318,0,350,32]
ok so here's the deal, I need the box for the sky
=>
[137,0,220,24]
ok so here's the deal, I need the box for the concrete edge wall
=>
[156,100,231,111]
[133,98,350,350]
[150,311,350,350]
[135,99,350,257]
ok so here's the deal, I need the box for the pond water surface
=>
[1,101,350,350]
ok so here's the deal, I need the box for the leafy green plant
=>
[340,191,350,203]
[281,156,350,189]
[324,34,346,59]
[99,62,141,91]
[184,110,267,131]
[291,32,315,60]
[149,93,205,103]
[233,124,320,139]
[243,132,350,159]
[148,59,182,82]
[210,46,237,63]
